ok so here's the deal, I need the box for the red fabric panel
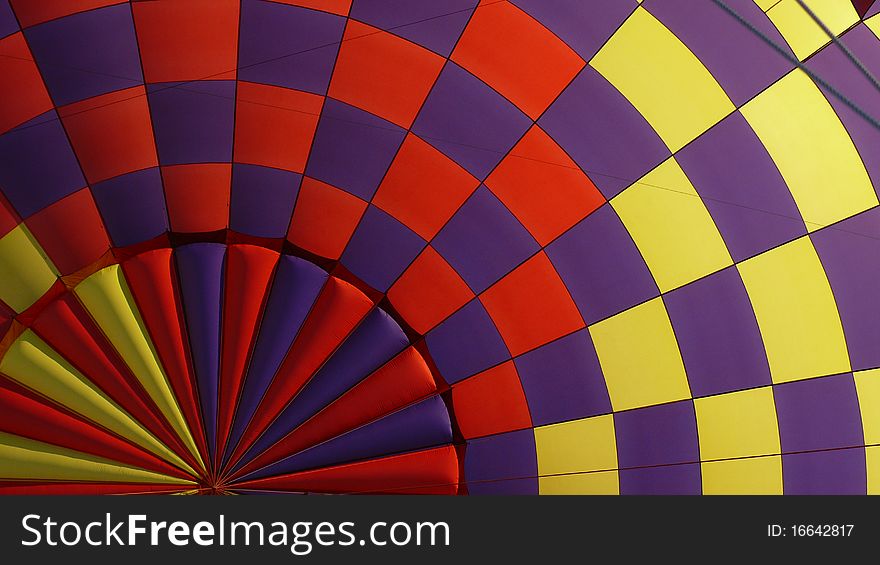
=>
[450,361,532,439]
[0,32,53,135]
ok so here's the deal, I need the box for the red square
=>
[59,86,158,184]
[451,361,532,439]
[372,134,479,240]
[0,33,53,134]
[162,164,231,233]
[132,0,239,83]
[270,0,351,16]
[387,246,474,334]
[10,0,124,28]
[480,251,584,356]
[234,81,323,173]
[287,177,367,259]
[0,193,18,239]
[452,1,585,119]
[25,188,109,275]
[486,125,604,246]
[329,20,445,128]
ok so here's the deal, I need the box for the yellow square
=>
[534,414,617,476]
[867,446,880,495]
[612,158,732,292]
[854,369,880,445]
[701,456,783,495]
[737,236,850,383]
[762,0,858,60]
[695,387,780,461]
[0,224,58,312]
[539,471,619,495]
[590,7,733,152]
[741,70,876,230]
[589,298,691,411]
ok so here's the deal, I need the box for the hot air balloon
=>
[1,0,879,495]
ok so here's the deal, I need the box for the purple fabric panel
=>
[775,374,864,453]
[664,267,771,397]
[305,99,406,201]
[412,62,531,180]
[174,243,226,458]
[511,0,636,60]
[677,112,806,262]
[238,0,344,94]
[23,4,142,106]
[147,81,235,165]
[783,448,867,495]
[620,464,702,495]
[546,204,658,324]
[0,1,17,39]
[464,429,538,495]
[812,209,880,371]
[243,308,409,464]
[224,256,328,464]
[615,401,699,468]
[514,329,611,426]
[643,0,793,105]
[248,396,452,479]
[0,111,85,218]
[425,298,509,384]
[349,0,477,56]
[539,66,669,198]
[432,186,539,294]
[340,205,426,292]
[91,167,168,246]
[229,164,300,239]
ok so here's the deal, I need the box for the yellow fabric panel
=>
[589,297,691,411]
[0,432,193,484]
[534,414,617,476]
[737,236,850,383]
[701,456,783,495]
[695,387,780,461]
[590,7,734,152]
[0,224,58,312]
[867,446,880,495]
[761,0,858,60]
[612,158,732,292]
[539,471,619,495]
[0,330,194,474]
[74,265,202,467]
[854,369,880,445]
[866,13,880,41]
[741,70,876,231]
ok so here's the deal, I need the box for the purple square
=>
[775,374,864,453]
[783,448,866,495]
[620,464,701,495]
[349,0,476,56]
[147,81,235,165]
[239,0,345,94]
[464,429,538,495]
[0,1,17,39]
[664,267,771,397]
[412,62,531,180]
[426,298,510,384]
[643,0,793,105]
[546,204,658,325]
[514,330,611,426]
[341,205,425,292]
[539,66,669,198]
[305,99,406,201]
[615,401,699,468]
[432,186,539,294]
[0,111,85,218]
[676,112,806,262]
[23,4,142,106]
[91,167,168,247]
[511,0,636,60]
[813,209,880,371]
[230,164,300,239]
